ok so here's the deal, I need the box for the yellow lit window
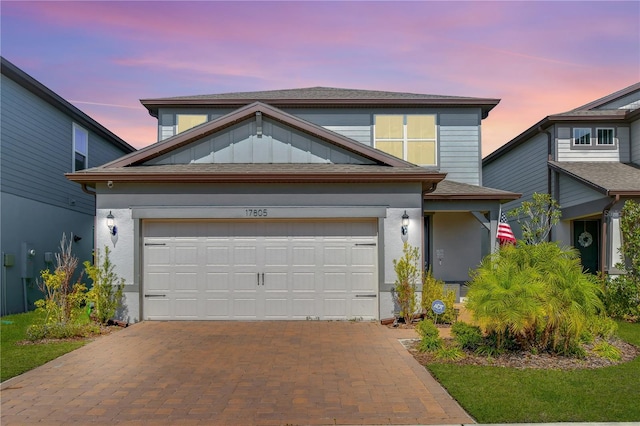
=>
[177,114,208,133]
[374,115,437,166]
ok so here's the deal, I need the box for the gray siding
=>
[631,118,640,164]
[146,117,374,165]
[1,75,94,214]
[558,174,605,208]
[483,132,549,210]
[439,124,480,185]
[557,125,623,162]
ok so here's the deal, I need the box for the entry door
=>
[573,220,600,274]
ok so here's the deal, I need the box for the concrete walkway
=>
[1,321,473,425]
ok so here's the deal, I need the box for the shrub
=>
[593,341,622,361]
[34,234,87,326]
[466,242,603,354]
[84,247,125,324]
[392,242,421,323]
[26,322,100,341]
[435,346,465,361]
[451,322,483,350]
[421,268,457,324]
[415,319,443,352]
[508,192,561,245]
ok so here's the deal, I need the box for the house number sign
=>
[245,208,268,217]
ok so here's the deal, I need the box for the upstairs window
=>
[374,114,437,166]
[596,128,614,145]
[73,123,88,171]
[176,114,208,134]
[573,128,591,145]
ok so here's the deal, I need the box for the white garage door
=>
[143,220,378,320]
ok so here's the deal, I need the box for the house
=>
[67,87,519,322]
[483,82,640,274]
[0,57,136,315]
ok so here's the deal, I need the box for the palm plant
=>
[467,242,604,354]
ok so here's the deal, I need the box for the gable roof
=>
[484,82,640,165]
[67,101,446,191]
[141,86,500,119]
[548,161,640,196]
[1,56,135,154]
[100,101,417,169]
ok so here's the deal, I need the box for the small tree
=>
[508,193,561,245]
[421,268,456,324]
[393,242,421,324]
[85,246,125,324]
[605,200,640,321]
[34,234,87,325]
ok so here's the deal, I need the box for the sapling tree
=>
[508,193,561,245]
[85,246,125,324]
[393,242,421,324]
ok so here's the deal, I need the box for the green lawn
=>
[427,321,640,423]
[1,311,87,382]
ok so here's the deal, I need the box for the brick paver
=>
[1,321,473,425]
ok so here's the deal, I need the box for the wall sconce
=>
[106,211,118,247]
[401,210,409,241]
[106,211,117,236]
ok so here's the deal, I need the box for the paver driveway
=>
[1,321,473,425]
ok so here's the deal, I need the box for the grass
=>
[427,321,640,423]
[1,310,87,382]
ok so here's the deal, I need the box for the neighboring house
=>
[483,82,640,275]
[0,57,135,315]
[67,87,518,322]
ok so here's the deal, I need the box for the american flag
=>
[497,212,516,244]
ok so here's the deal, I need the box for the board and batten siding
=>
[483,132,549,210]
[1,75,96,215]
[147,117,374,165]
[558,174,606,208]
[556,126,627,162]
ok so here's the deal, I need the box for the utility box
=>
[3,253,15,267]
[21,242,36,279]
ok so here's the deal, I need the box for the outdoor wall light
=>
[401,210,409,240]
[106,211,117,236]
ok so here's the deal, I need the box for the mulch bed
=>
[389,322,640,370]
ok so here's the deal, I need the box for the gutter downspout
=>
[538,126,553,241]
[601,194,620,276]
[81,184,98,262]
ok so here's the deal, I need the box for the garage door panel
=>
[175,298,198,318]
[146,272,171,291]
[144,219,378,320]
[234,246,257,265]
[292,246,316,266]
[206,272,230,291]
[233,298,257,318]
[206,246,229,265]
[146,246,172,265]
[324,246,348,266]
[323,272,347,291]
[292,273,315,291]
[175,273,198,291]
[205,299,229,318]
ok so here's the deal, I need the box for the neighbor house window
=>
[573,128,591,145]
[596,128,614,145]
[374,114,437,166]
[176,114,208,133]
[73,123,88,171]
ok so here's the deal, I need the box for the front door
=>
[573,220,600,274]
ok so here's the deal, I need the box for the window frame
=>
[373,114,437,166]
[72,123,89,172]
[595,127,615,146]
[572,128,592,146]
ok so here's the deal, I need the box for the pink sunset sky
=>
[2,1,638,157]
